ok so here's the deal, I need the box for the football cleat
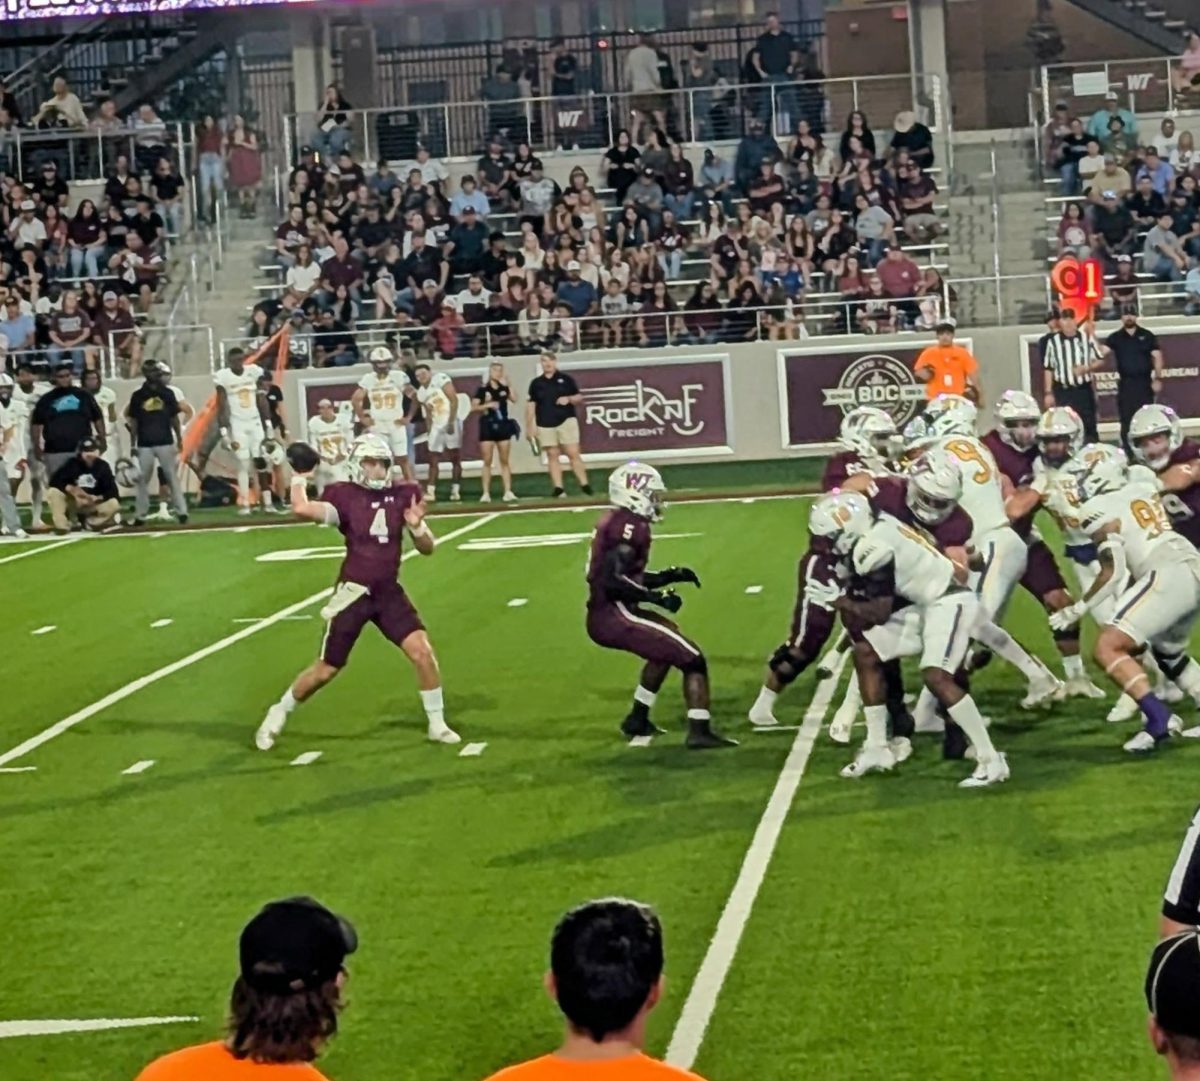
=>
[1063,676,1106,699]
[1021,666,1065,709]
[1161,683,1185,704]
[1125,716,1183,753]
[748,708,781,729]
[840,743,898,778]
[827,714,853,744]
[889,736,913,764]
[1106,694,1140,723]
[686,719,738,749]
[427,721,462,745]
[958,752,1010,788]
[255,704,288,751]
[237,506,252,517]
[622,712,667,738]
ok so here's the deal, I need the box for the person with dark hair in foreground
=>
[135,896,356,1079]
[483,897,708,1081]
[1146,928,1200,1078]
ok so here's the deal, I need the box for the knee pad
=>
[1153,648,1189,681]
[768,643,805,686]
[681,654,708,677]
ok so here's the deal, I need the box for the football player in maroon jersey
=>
[254,434,460,751]
[586,461,735,749]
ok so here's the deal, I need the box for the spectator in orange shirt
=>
[913,317,981,403]
[134,896,356,1080]
[483,897,708,1081]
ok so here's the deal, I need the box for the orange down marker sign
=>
[1050,256,1104,319]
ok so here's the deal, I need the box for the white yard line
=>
[150,619,173,629]
[0,536,82,565]
[290,751,323,766]
[506,598,528,607]
[122,760,156,775]
[0,515,498,769]
[744,585,763,594]
[664,650,849,1070]
[30,625,56,636]
[458,742,488,757]
[0,766,36,774]
[0,1016,199,1039]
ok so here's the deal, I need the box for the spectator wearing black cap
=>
[1145,929,1200,1078]
[446,206,490,278]
[46,436,118,533]
[31,364,104,483]
[1105,306,1163,449]
[481,897,708,1081]
[134,896,356,1080]
[627,166,665,236]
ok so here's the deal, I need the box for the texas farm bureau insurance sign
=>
[777,341,960,450]
[570,355,733,459]
[1019,326,1200,426]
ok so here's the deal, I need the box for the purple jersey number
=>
[324,481,422,587]
[587,507,651,608]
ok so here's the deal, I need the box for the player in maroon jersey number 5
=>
[254,434,461,750]
[586,461,736,749]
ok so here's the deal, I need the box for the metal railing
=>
[2,121,194,185]
[1039,53,1200,127]
[283,73,946,170]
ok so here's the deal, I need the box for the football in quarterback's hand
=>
[286,441,321,475]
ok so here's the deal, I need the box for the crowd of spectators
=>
[1045,95,1200,314]
[256,89,948,365]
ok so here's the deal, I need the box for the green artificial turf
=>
[0,498,1190,1081]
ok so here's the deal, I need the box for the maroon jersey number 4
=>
[324,481,423,587]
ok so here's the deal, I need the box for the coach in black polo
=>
[525,351,593,499]
[1040,307,1103,442]
[1105,305,1164,450]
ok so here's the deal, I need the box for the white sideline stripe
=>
[290,751,323,766]
[0,1016,200,1039]
[458,742,488,757]
[665,649,849,1070]
[122,760,155,775]
[506,597,528,607]
[0,514,498,769]
[0,536,82,565]
[232,615,314,623]
[0,766,37,773]
[31,625,56,635]
[150,619,173,629]
[628,735,654,748]
[744,585,763,594]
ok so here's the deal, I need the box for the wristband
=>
[409,521,432,539]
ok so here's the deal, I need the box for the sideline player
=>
[747,406,901,734]
[307,398,354,494]
[1059,446,1199,751]
[82,369,121,465]
[816,487,1011,788]
[997,403,1106,697]
[352,346,416,482]
[255,433,460,750]
[586,461,735,749]
[10,364,47,528]
[0,374,25,537]
[213,347,275,515]
[413,363,462,503]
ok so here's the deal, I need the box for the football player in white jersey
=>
[351,346,417,482]
[81,369,121,465]
[814,488,1011,788]
[213,347,274,515]
[1057,447,1200,752]
[413,363,462,503]
[0,374,27,536]
[10,363,48,528]
[307,397,354,493]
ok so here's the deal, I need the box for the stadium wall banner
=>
[776,339,973,450]
[1019,325,1200,429]
[3,0,322,15]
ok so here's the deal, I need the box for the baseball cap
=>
[300,145,315,155]
[1106,90,1119,101]
[19,199,33,211]
[463,204,477,213]
[566,259,581,271]
[1147,930,1200,1040]
[77,437,99,452]
[239,896,357,994]
[642,165,654,175]
[102,290,118,300]
[1117,254,1132,263]
[935,316,957,330]
[317,397,333,407]
[421,278,438,288]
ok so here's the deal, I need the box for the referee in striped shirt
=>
[1040,307,1103,442]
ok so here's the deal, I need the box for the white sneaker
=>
[255,704,288,751]
[449,485,462,503]
[428,722,461,745]
[502,491,518,503]
[1125,716,1183,753]
[748,707,780,729]
[424,485,437,503]
[479,492,492,503]
[1021,668,1065,709]
[1106,694,1140,723]
[959,752,1010,788]
[11,528,27,539]
[840,743,898,778]
[154,506,173,522]
[1063,676,1106,699]
[889,736,913,764]
[827,714,853,744]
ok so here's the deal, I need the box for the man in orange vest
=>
[913,317,982,404]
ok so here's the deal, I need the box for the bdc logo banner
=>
[777,343,960,449]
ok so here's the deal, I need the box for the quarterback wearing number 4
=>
[586,462,736,749]
[254,434,460,751]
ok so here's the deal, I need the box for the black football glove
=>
[286,441,321,475]
[652,590,683,614]
[667,566,701,589]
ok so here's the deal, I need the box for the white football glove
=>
[1048,600,1087,632]
[803,576,842,610]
